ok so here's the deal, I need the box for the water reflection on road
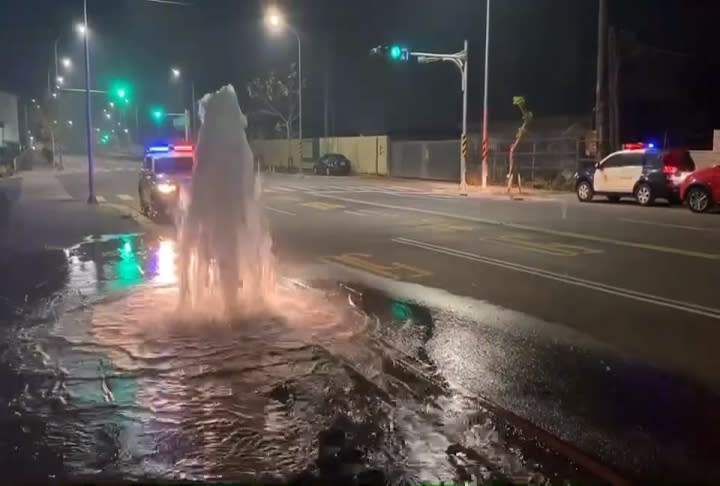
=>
[0,233,566,483]
[3,234,720,483]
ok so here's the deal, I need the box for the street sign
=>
[172,116,186,130]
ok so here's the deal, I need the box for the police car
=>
[575,143,696,206]
[138,143,194,219]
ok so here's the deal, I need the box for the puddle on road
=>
[2,233,720,482]
[0,233,564,484]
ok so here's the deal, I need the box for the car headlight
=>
[156,182,177,194]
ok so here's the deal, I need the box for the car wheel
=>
[607,195,621,203]
[139,188,148,215]
[686,186,712,213]
[634,183,655,206]
[576,181,594,202]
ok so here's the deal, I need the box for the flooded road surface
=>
[1,234,719,483]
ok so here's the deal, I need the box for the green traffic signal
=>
[388,44,408,62]
[389,45,401,60]
[109,80,132,103]
[150,106,165,123]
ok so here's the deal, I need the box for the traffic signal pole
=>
[411,42,469,194]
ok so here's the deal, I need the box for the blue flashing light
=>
[647,143,655,149]
[147,145,170,153]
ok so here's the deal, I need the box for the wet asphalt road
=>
[2,163,720,482]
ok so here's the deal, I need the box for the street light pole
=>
[481,0,490,189]
[191,80,196,140]
[293,27,302,172]
[81,0,96,204]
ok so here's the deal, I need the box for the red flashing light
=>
[622,143,645,150]
[663,165,678,175]
[173,144,193,152]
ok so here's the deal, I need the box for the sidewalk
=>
[356,175,570,200]
[0,171,142,252]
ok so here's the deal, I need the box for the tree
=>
[506,96,533,193]
[246,64,300,168]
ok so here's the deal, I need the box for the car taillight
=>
[663,165,678,175]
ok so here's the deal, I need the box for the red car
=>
[680,165,720,212]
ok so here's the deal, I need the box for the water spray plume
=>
[177,85,275,314]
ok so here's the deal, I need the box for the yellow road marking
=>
[321,253,432,280]
[417,218,475,232]
[301,201,345,211]
[487,234,604,257]
[311,193,720,261]
[268,194,301,202]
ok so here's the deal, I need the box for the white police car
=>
[575,143,695,205]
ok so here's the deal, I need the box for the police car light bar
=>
[622,142,645,150]
[173,144,193,152]
[147,145,170,153]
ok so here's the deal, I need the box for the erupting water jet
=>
[177,85,275,314]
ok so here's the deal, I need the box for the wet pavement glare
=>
[1,233,720,483]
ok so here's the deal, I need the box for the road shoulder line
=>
[392,236,720,320]
[308,192,720,260]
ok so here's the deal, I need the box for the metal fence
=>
[390,135,592,189]
[389,140,460,182]
[484,137,590,188]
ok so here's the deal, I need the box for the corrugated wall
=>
[251,136,388,175]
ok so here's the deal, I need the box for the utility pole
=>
[595,0,608,161]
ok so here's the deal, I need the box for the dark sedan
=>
[313,153,351,175]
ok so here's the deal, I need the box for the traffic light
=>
[150,106,165,123]
[389,45,404,61]
[370,44,410,62]
[109,80,132,103]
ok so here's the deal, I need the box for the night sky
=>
[1,0,719,145]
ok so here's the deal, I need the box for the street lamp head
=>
[67,120,73,126]
[109,101,115,108]
[265,6,285,31]
[75,23,86,36]
[61,57,72,68]
[51,92,57,98]
[56,76,64,84]
[171,67,181,79]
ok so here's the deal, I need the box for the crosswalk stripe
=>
[272,186,296,192]
[96,195,107,202]
[116,194,133,201]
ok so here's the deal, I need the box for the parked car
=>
[680,165,720,213]
[313,153,351,175]
[575,144,695,206]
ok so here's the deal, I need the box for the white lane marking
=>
[263,188,278,193]
[116,194,134,201]
[311,193,720,260]
[96,195,107,202]
[272,186,296,192]
[344,210,368,216]
[393,237,720,320]
[265,205,296,215]
[618,217,720,232]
